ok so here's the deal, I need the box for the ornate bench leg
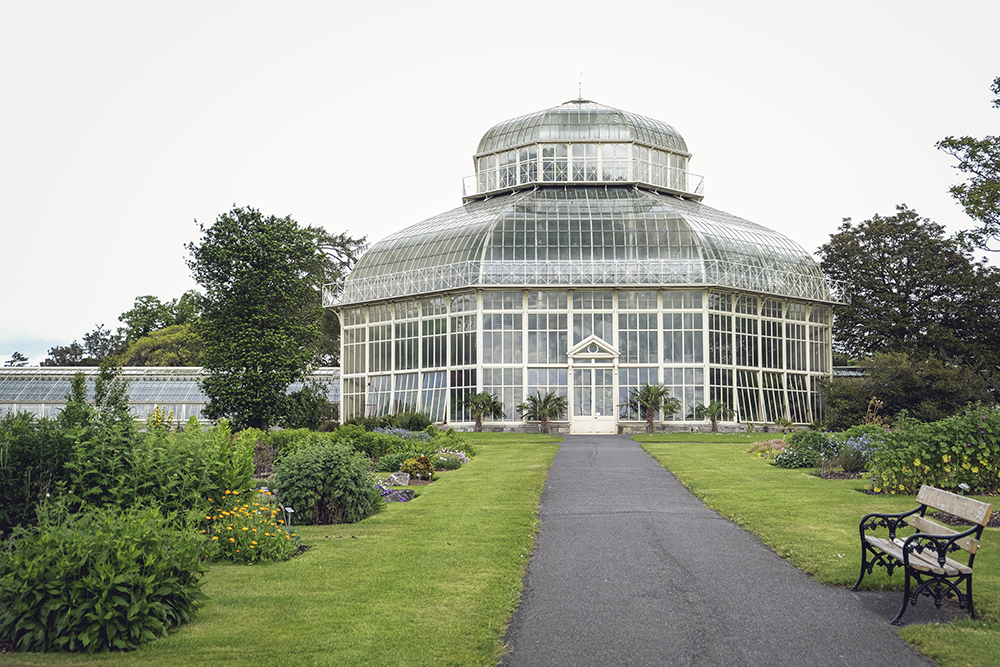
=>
[891,568,912,626]
[851,545,869,591]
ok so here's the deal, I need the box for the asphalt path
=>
[499,435,956,667]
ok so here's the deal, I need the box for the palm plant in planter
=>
[516,390,568,434]
[626,383,681,433]
[461,391,505,432]
[695,399,735,433]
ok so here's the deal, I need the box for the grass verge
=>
[642,437,1000,667]
[2,434,559,667]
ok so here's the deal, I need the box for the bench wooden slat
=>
[916,485,993,526]
[864,535,972,575]
[904,514,980,554]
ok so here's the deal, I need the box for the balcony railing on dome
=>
[462,164,705,201]
[324,260,846,308]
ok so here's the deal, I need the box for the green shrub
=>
[0,503,206,652]
[432,428,477,458]
[401,456,435,481]
[772,430,834,469]
[200,488,301,564]
[0,413,75,536]
[272,441,384,524]
[376,450,424,473]
[431,451,464,471]
[391,412,432,431]
[868,405,1000,495]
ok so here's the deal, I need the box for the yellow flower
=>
[229,537,235,543]
[233,491,240,495]
[899,484,905,490]
[943,455,951,463]
[913,459,921,467]
[242,527,249,531]
[227,526,233,531]
[973,467,979,473]
[874,487,882,493]
[251,541,258,545]
[211,536,219,541]
[200,530,206,534]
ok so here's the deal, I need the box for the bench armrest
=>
[901,526,981,568]
[859,507,921,540]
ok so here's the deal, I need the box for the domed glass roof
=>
[476,100,688,156]
[338,187,835,305]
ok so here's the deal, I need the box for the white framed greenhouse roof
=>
[0,367,340,422]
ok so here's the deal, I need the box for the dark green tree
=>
[4,351,28,367]
[41,324,124,367]
[819,352,992,430]
[937,75,1000,251]
[309,228,368,366]
[186,206,329,430]
[818,205,1000,375]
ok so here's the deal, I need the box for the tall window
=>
[618,312,657,363]
[483,367,523,420]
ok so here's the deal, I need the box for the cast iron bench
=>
[852,484,993,624]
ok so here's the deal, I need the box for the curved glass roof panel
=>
[338,187,837,305]
[476,100,688,156]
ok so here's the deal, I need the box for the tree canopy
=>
[937,75,1000,251]
[118,324,204,367]
[41,324,124,367]
[817,204,1000,378]
[118,292,201,344]
[186,206,329,430]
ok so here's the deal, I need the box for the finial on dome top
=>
[579,72,583,100]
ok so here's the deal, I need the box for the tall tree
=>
[186,206,328,430]
[937,75,1000,251]
[309,227,368,366]
[817,205,1000,374]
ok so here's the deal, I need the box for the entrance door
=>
[571,367,617,434]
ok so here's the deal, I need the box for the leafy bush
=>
[771,430,834,469]
[867,405,1000,495]
[0,503,206,652]
[834,427,883,472]
[272,441,384,524]
[200,488,300,564]
[0,413,75,536]
[376,450,424,473]
[431,427,477,458]
[431,450,468,470]
[401,456,435,481]
[390,412,432,431]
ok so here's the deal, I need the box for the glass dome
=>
[336,187,835,306]
[467,100,700,200]
[476,100,688,155]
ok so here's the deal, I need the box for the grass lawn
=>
[642,437,1000,667]
[2,434,560,667]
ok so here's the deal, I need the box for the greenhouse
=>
[324,99,842,433]
[0,367,340,424]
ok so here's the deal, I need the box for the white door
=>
[571,367,617,434]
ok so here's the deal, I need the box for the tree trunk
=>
[474,415,483,432]
[541,415,549,434]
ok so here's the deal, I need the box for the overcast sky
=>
[2,0,997,365]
